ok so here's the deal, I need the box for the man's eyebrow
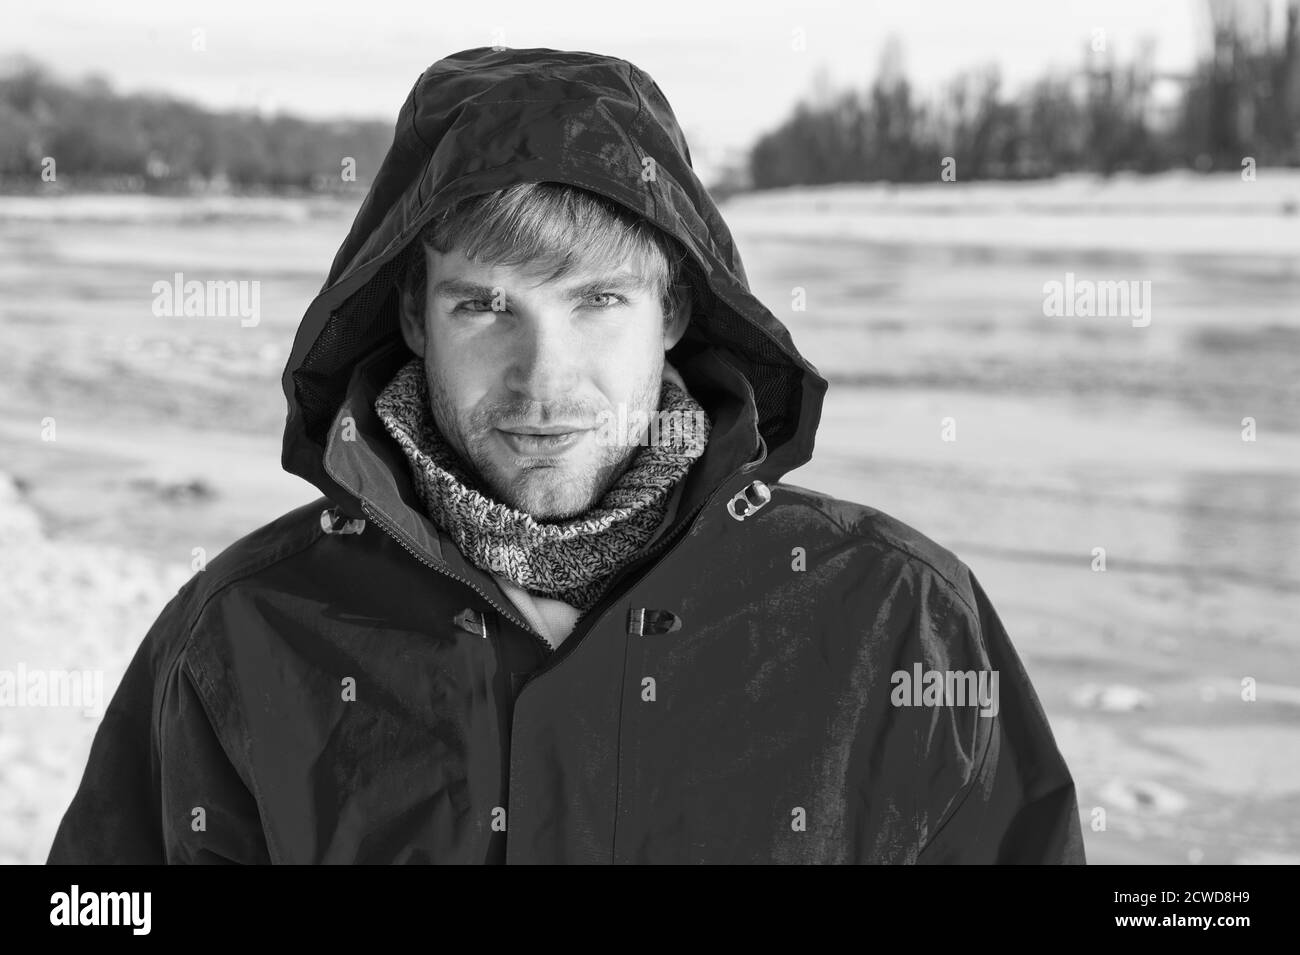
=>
[431,279,498,300]
[431,273,650,301]
[562,273,651,299]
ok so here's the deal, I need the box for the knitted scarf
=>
[374,357,710,611]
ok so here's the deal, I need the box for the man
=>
[47,47,1084,864]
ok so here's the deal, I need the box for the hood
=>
[281,46,828,520]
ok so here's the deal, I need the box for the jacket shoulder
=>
[46,496,337,863]
[142,496,335,672]
[770,481,977,615]
[190,496,334,598]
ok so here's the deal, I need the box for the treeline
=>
[747,1,1300,188]
[0,57,391,193]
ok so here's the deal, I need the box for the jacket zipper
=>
[357,501,555,657]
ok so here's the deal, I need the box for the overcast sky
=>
[5,0,1275,179]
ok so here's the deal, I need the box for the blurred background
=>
[1,0,1298,865]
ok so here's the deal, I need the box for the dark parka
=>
[47,47,1085,864]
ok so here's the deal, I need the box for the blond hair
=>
[400,181,691,321]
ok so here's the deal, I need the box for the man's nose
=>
[504,315,579,402]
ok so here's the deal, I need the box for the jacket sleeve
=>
[46,588,271,865]
[916,570,1086,864]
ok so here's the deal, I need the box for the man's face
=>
[399,243,690,521]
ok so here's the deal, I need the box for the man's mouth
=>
[496,428,590,456]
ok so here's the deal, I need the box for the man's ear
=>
[397,269,427,356]
[663,283,692,351]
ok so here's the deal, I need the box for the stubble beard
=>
[422,358,665,522]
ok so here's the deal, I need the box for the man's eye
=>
[451,294,625,313]
[586,292,627,308]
